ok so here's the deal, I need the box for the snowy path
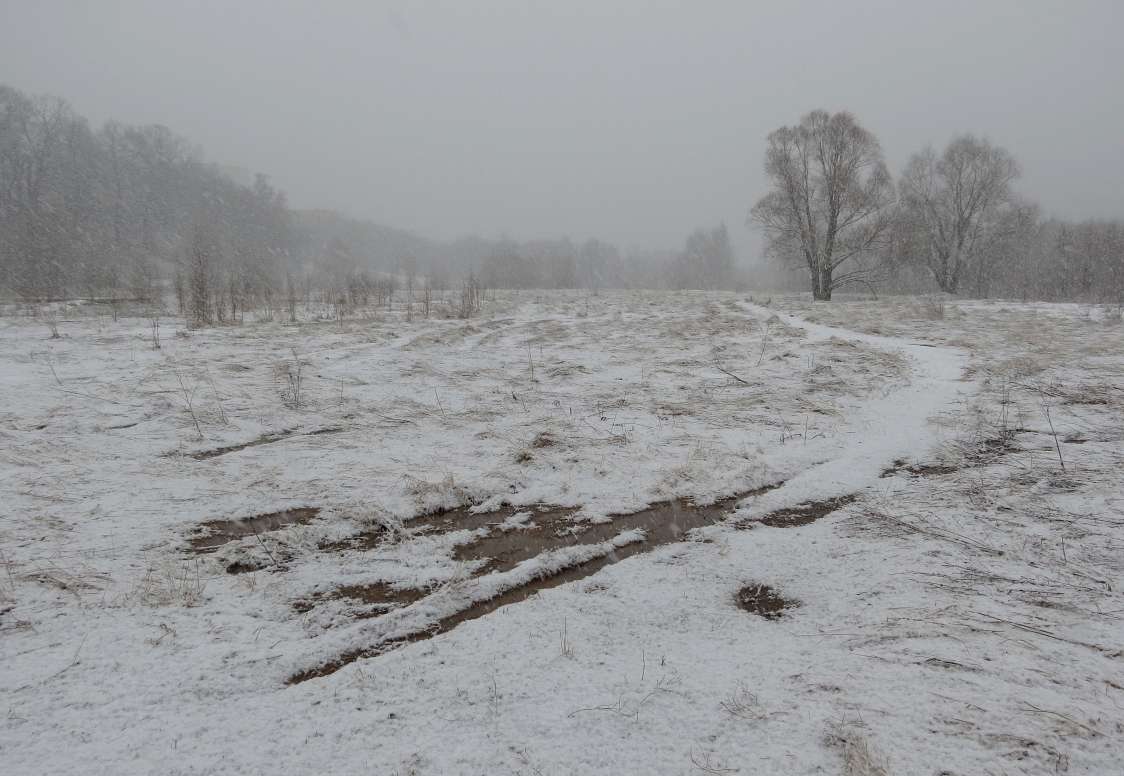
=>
[730,302,969,514]
[281,302,973,684]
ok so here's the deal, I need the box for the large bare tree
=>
[749,110,895,300]
[899,134,1021,294]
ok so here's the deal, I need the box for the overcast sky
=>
[2,1,1122,260]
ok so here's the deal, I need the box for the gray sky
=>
[2,1,1122,260]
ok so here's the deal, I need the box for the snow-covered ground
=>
[1,291,1122,774]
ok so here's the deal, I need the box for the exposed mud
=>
[188,507,321,551]
[445,497,771,575]
[735,584,795,619]
[880,460,961,478]
[317,527,389,553]
[752,494,857,528]
[295,583,435,617]
[288,550,637,684]
[190,427,343,460]
[288,481,786,684]
[226,560,274,575]
[966,434,1024,464]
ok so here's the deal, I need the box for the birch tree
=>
[899,134,1021,294]
[749,110,895,301]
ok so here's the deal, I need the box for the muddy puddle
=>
[294,582,435,618]
[190,427,343,460]
[188,507,321,552]
[735,584,796,619]
[751,494,857,528]
[289,482,789,684]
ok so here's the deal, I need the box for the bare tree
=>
[285,270,298,322]
[899,134,1022,294]
[459,268,482,318]
[186,231,214,328]
[674,223,734,290]
[749,110,895,301]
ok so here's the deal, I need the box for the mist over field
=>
[2,0,1123,304]
[2,4,1124,775]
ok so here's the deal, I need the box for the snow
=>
[1,291,1122,774]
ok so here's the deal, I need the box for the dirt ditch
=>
[289,481,787,684]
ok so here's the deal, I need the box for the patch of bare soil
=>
[294,582,435,618]
[288,481,787,684]
[750,494,858,528]
[735,584,796,619]
[187,507,321,552]
[880,460,961,478]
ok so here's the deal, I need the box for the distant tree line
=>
[0,83,747,317]
[749,109,1124,303]
[0,85,297,320]
[298,213,726,294]
[6,85,1117,314]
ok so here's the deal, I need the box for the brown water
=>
[188,507,321,551]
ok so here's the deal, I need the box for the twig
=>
[1042,401,1065,471]
[755,320,773,367]
[713,358,750,385]
[246,518,279,567]
[173,364,204,440]
[691,743,740,774]
[971,611,1112,654]
[47,353,62,386]
[1018,701,1105,737]
[204,364,227,425]
[52,632,88,678]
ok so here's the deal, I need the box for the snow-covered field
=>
[2,290,1122,774]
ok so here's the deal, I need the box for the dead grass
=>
[825,720,887,776]
[5,292,1124,771]
[124,557,209,607]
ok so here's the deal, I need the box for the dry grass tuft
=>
[825,720,888,776]
[276,348,306,409]
[531,431,558,448]
[402,473,475,514]
[125,558,209,607]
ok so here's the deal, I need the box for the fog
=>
[3,0,1122,261]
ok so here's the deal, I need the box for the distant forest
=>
[1,85,1121,317]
